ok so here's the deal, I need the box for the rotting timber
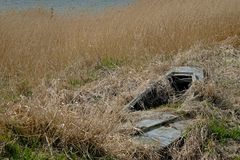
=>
[127,66,205,149]
[128,66,205,111]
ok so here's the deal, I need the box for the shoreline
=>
[0,0,134,13]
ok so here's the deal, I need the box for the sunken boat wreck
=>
[126,66,205,149]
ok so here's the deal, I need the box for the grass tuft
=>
[208,119,240,142]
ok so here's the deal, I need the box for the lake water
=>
[0,0,133,11]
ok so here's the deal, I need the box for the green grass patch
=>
[233,156,240,160]
[0,134,78,160]
[16,80,33,97]
[208,119,240,143]
[0,133,44,159]
[68,70,98,88]
[68,78,83,87]
[0,81,19,103]
[0,129,116,160]
[96,57,124,70]
[161,102,182,109]
[1,141,116,160]
[2,141,76,160]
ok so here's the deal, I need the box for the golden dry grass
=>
[1,0,240,98]
[0,0,240,159]
[1,42,240,159]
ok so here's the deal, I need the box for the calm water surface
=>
[0,0,133,11]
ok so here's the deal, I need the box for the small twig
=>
[45,134,53,156]
[64,149,73,160]
[45,110,58,131]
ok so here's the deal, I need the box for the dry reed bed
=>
[1,0,240,159]
[1,42,240,159]
[1,0,240,99]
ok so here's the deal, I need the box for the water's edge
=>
[0,0,134,12]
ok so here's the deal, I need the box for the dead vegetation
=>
[1,0,240,101]
[0,42,239,159]
[0,0,240,159]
